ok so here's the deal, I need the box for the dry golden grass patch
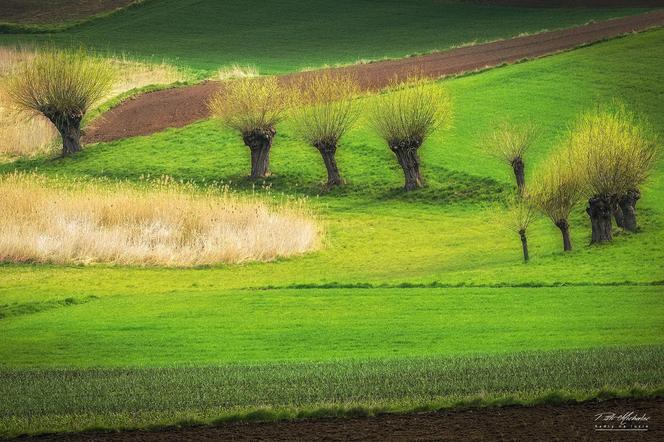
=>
[0,47,188,160]
[0,174,320,266]
[214,64,259,81]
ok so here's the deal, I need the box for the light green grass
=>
[1,28,664,437]
[0,0,651,73]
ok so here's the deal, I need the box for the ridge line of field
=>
[83,10,664,144]
[248,280,664,291]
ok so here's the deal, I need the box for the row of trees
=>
[208,73,452,190]
[498,105,658,262]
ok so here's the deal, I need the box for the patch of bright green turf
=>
[1,346,663,437]
[0,0,650,73]
[1,286,663,367]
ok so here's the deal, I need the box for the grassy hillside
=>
[1,28,663,436]
[0,0,650,73]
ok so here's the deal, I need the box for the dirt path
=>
[84,10,664,144]
[20,397,664,441]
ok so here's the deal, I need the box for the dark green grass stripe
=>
[1,346,663,436]
[252,280,664,291]
[0,295,99,320]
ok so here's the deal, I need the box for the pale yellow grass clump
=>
[0,47,188,160]
[214,64,259,81]
[0,174,320,266]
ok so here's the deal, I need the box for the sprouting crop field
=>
[0,0,663,439]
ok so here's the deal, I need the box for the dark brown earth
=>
[84,10,664,144]
[19,397,664,441]
[0,0,137,24]
[468,0,664,7]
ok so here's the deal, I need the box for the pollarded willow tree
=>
[531,149,583,252]
[209,76,287,179]
[483,121,537,196]
[570,104,658,242]
[289,71,360,188]
[368,79,452,191]
[4,49,116,157]
[504,192,538,263]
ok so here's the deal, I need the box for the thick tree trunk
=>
[618,189,640,233]
[519,229,529,262]
[315,142,344,188]
[390,141,423,191]
[613,204,625,229]
[586,195,613,243]
[48,112,83,157]
[555,218,572,252]
[511,157,525,195]
[243,128,275,179]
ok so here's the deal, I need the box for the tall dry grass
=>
[0,47,188,160]
[0,173,319,266]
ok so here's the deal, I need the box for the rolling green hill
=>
[0,0,651,73]
[1,26,663,437]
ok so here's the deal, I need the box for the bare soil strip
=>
[0,1,138,24]
[19,397,664,441]
[84,10,664,144]
[468,1,664,7]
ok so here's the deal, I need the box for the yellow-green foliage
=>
[504,193,538,234]
[4,48,116,125]
[289,72,360,147]
[369,78,452,147]
[569,103,659,197]
[531,148,584,223]
[208,76,287,136]
[482,121,536,164]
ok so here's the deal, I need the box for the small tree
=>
[209,76,287,179]
[570,104,658,242]
[531,149,583,252]
[483,121,537,195]
[368,79,451,191]
[504,193,537,262]
[289,72,360,188]
[4,49,116,157]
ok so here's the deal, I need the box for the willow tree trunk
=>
[555,218,572,252]
[390,141,423,191]
[511,157,525,195]
[243,128,275,179]
[519,229,529,262]
[46,112,83,157]
[586,195,613,243]
[314,142,343,188]
[618,189,640,233]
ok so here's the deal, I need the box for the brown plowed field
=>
[20,397,664,441]
[84,10,664,144]
[0,0,137,24]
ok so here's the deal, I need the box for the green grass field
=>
[0,0,651,73]
[1,20,664,439]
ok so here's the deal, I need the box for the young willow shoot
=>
[483,121,537,195]
[504,193,538,263]
[369,79,452,191]
[290,72,360,188]
[209,76,288,179]
[569,104,658,242]
[4,49,116,157]
[531,149,583,252]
